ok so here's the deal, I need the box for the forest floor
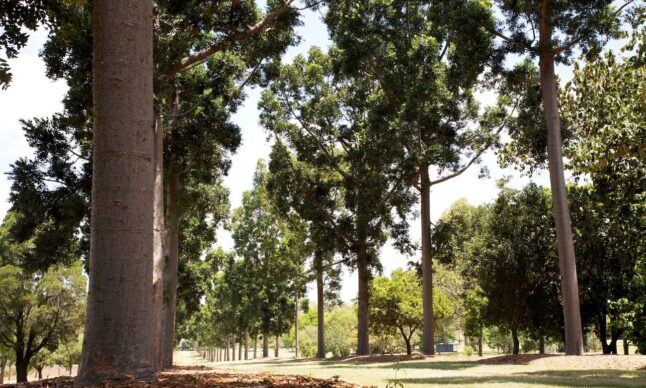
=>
[176,350,646,387]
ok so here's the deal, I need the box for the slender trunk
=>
[244,330,249,360]
[275,335,279,357]
[609,329,621,355]
[162,168,181,368]
[420,164,435,355]
[77,0,155,384]
[152,113,165,371]
[254,336,258,359]
[263,334,269,358]
[226,337,230,361]
[15,355,28,383]
[357,249,370,355]
[0,356,6,385]
[404,336,412,356]
[232,336,236,361]
[238,340,242,361]
[478,326,483,357]
[316,251,326,358]
[37,367,43,380]
[538,2,584,356]
[539,336,545,355]
[295,290,299,358]
[599,313,610,354]
[624,339,630,355]
[511,327,520,355]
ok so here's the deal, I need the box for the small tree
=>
[0,262,86,382]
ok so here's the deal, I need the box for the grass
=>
[175,351,646,387]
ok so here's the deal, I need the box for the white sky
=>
[0,6,623,303]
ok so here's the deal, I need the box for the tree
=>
[260,48,416,355]
[464,287,487,356]
[369,269,451,355]
[75,0,156,384]
[490,0,637,354]
[0,262,86,383]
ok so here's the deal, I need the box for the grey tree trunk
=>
[420,164,435,355]
[316,253,326,358]
[254,336,258,359]
[238,340,242,361]
[76,0,156,384]
[244,330,249,360]
[275,335,279,357]
[232,336,236,361]
[152,114,166,371]
[162,169,180,368]
[263,334,269,358]
[294,291,299,358]
[357,249,370,355]
[538,2,584,356]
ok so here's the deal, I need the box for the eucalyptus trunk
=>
[162,169,180,368]
[262,334,269,358]
[316,251,326,358]
[538,1,584,356]
[152,114,165,371]
[420,164,435,355]
[77,0,156,384]
[357,249,370,355]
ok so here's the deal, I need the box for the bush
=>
[325,307,356,357]
[464,345,474,356]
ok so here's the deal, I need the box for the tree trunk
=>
[295,290,299,358]
[238,341,242,361]
[609,329,621,355]
[624,339,630,355]
[511,327,520,355]
[226,338,230,361]
[254,336,258,359]
[244,330,249,360]
[275,335,279,357]
[152,113,165,371]
[232,336,236,361]
[37,367,43,380]
[77,0,156,384]
[538,2,584,356]
[356,249,370,355]
[420,164,435,355]
[404,336,412,356]
[15,355,29,383]
[316,252,326,358]
[599,313,610,354]
[1,356,6,385]
[539,336,545,355]
[162,169,181,369]
[262,334,269,358]
[478,326,483,357]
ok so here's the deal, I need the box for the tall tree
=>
[260,48,416,355]
[490,0,637,354]
[76,0,155,384]
[324,0,507,355]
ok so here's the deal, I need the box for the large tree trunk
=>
[356,249,370,355]
[162,169,180,368]
[152,114,165,371]
[609,329,621,355]
[538,1,584,356]
[294,290,299,358]
[262,334,269,358]
[316,252,326,358]
[511,327,520,355]
[77,0,155,384]
[15,354,29,383]
[420,164,435,355]
[539,336,545,355]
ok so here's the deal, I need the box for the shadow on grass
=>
[391,369,646,387]
[322,360,476,371]
[477,354,559,365]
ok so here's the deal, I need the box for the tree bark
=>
[316,252,326,358]
[294,290,299,358]
[37,367,43,380]
[15,354,29,383]
[356,249,370,355]
[77,0,156,384]
[244,330,249,360]
[254,336,258,359]
[624,339,630,355]
[275,335,279,357]
[538,0,584,356]
[152,113,166,371]
[0,356,5,385]
[262,334,269,358]
[420,163,435,355]
[232,336,236,361]
[162,169,180,368]
[539,336,545,355]
[238,340,242,361]
[226,338,230,361]
[478,326,483,357]
[599,313,610,354]
[511,327,520,355]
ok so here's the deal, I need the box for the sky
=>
[0,5,622,304]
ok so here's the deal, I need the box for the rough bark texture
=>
[162,170,180,368]
[262,334,269,358]
[420,164,435,355]
[316,253,326,358]
[152,114,166,371]
[538,0,584,356]
[76,0,156,384]
[356,250,370,355]
[511,327,520,355]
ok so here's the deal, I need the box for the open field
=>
[175,350,646,387]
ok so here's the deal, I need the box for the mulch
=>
[1,370,358,388]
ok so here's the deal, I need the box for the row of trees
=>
[0,0,642,383]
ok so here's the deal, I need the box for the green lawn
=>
[175,351,646,387]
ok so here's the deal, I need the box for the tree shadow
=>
[322,360,476,370]
[477,354,560,365]
[391,369,646,387]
